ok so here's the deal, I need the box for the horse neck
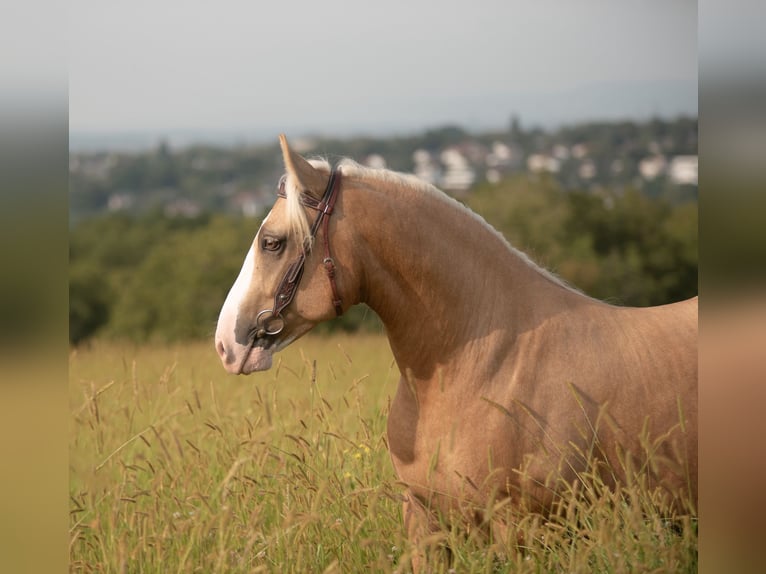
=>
[343,176,584,383]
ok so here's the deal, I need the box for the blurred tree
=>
[69,263,110,345]
[421,125,468,151]
[105,215,257,342]
[509,114,522,138]
[468,177,697,306]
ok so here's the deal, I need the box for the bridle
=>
[252,168,344,339]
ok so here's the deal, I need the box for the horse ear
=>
[279,134,328,199]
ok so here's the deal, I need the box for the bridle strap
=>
[271,168,343,321]
[319,174,344,316]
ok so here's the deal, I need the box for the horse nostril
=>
[216,340,226,360]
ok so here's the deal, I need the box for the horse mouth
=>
[238,337,274,374]
[231,322,312,375]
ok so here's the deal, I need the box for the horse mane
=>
[283,158,580,295]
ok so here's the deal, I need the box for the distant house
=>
[107,193,133,212]
[364,154,387,169]
[71,154,118,181]
[578,160,597,180]
[552,144,569,160]
[231,192,262,217]
[484,141,523,183]
[669,156,698,185]
[639,155,667,180]
[527,153,560,174]
[440,148,476,193]
[485,141,516,167]
[164,199,201,218]
[571,143,589,159]
[412,149,442,186]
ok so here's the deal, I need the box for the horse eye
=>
[261,236,282,252]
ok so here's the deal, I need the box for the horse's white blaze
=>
[214,243,255,362]
[219,211,275,332]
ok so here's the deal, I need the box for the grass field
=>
[70,334,697,573]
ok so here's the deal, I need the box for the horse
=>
[215,135,698,570]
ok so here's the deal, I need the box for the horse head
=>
[215,135,352,374]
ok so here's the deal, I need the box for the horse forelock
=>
[283,157,331,248]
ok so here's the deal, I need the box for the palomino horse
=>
[215,136,697,567]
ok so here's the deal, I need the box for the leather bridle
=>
[252,168,344,338]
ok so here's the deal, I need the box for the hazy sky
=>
[69,1,697,136]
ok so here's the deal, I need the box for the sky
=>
[69,1,698,143]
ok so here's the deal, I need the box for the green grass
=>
[70,334,696,573]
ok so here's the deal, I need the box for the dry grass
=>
[70,334,696,573]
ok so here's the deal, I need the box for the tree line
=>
[70,175,697,345]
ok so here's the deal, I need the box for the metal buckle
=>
[254,309,285,337]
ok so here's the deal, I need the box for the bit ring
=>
[255,309,285,336]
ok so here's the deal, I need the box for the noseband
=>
[254,168,343,338]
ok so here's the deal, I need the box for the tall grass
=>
[70,334,696,573]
